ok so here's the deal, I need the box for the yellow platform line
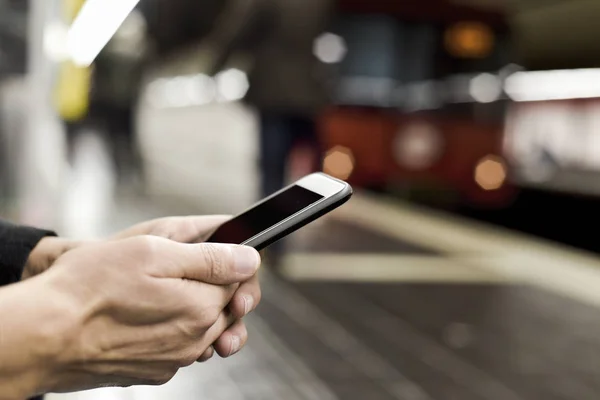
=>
[281,254,515,284]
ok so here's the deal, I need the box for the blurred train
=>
[319,0,600,209]
[318,0,518,209]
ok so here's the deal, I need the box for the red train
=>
[320,108,515,208]
[316,0,518,208]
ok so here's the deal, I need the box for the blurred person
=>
[204,0,335,265]
[0,216,262,399]
[90,10,149,187]
[64,10,149,189]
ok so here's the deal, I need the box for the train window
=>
[328,12,514,121]
[331,14,439,107]
[332,15,438,83]
[333,14,403,81]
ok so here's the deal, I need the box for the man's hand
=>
[113,216,262,362]
[24,216,262,362]
[0,236,261,398]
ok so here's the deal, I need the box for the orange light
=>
[445,22,494,59]
[475,155,507,191]
[324,146,355,180]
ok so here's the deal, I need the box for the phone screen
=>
[206,185,324,245]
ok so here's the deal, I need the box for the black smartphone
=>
[206,173,353,250]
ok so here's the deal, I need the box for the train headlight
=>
[475,155,507,190]
[324,146,355,180]
[394,122,443,170]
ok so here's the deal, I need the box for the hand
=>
[24,216,262,361]
[0,236,261,397]
[112,216,262,361]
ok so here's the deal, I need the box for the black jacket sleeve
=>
[0,220,56,287]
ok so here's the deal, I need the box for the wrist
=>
[0,277,81,398]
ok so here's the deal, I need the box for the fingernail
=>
[233,246,260,275]
[229,335,241,356]
[243,295,254,315]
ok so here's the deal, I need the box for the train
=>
[317,0,517,209]
[318,0,600,208]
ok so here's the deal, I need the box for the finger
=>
[213,320,248,358]
[199,311,237,350]
[111,219,168,239]
[197,347,214,363]
[156,215,231,243]
[152,240,261,285]
[113,215,231,242]
[228,275,261,319]
[190,216,232,242]
[184,280,240,320]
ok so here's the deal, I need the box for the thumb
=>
[155,241,261,285]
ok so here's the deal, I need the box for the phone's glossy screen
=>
[206,185,324,245]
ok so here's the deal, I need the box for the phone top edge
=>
[296,172,349,197]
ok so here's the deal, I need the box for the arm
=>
[0,278,75,399]
[0,220,57,285]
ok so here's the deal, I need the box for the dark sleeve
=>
[0,220,57,287]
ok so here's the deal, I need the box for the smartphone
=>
[206,173,353,250]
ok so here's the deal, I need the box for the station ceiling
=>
[0,0,598,75]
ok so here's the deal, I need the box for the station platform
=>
[46,189,600,400]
